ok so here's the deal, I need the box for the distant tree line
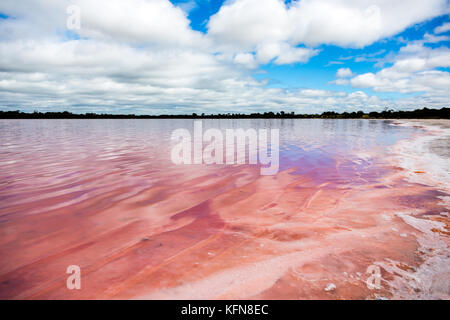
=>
[0,107,448,119]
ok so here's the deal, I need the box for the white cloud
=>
[76,0,205,47]
[206,0,448,66]
[350,43,450,94]
[207,0,289,50]
[233,52,258,68]
[176,0,198,15]
[0,37,405,114]
[0,0,448,114]
[434,22,450,34]
[206,0,319,66]
[274,45,319,65]
[0,0,206,47]
[422,32,450,43]
[254,42,319,65]
[288,0,448,47]
[256,42,283,64]
[331,79,350,86]
[208,0,448,49]
[337,68,353,78]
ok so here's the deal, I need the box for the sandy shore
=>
[391,119,450,195]
[386,119,449,299]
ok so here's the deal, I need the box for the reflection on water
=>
[1,119,436,300]
[0,119,418,215]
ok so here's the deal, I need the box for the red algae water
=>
[0,119,448,300]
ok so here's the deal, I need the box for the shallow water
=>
[0,119,417,208]
[0,119,448,299]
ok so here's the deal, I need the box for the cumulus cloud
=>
[233,52,258,68]
[208,0,448,48]
[337,68,353,78]
[434,22,450,34]
[76,0,206,47]
[350,42,450,94]
[274,46,319,65]
[0,0,448,114]
[206,0,448,68]
[0,0,206,47]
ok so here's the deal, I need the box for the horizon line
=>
[0,107,449,120]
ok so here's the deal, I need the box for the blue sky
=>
[0,0,449,114]
[175,0,449,98]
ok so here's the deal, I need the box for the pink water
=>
[0,119,448,299]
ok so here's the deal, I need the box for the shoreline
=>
[383,120,450,299]
[391,119,450,198]
[0,107,448,120]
